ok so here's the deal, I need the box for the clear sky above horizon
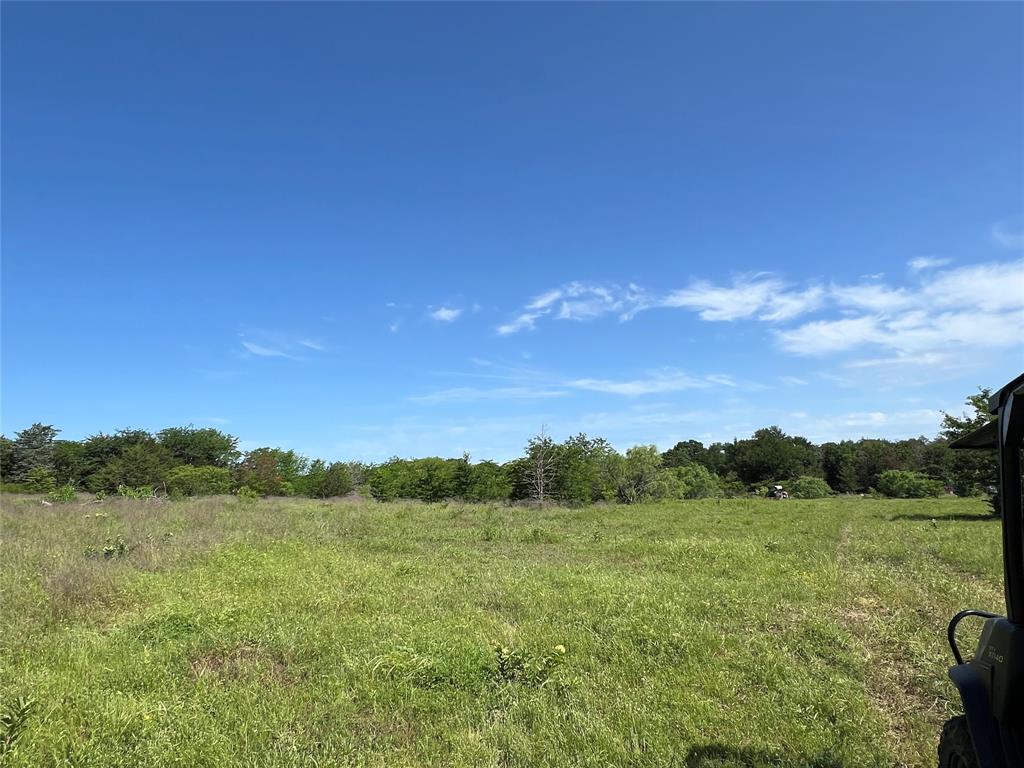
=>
[3,2,1023,462]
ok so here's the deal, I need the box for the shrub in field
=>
[117,484,155,500]
[877,469,944,498]
[165,465,233,497]
[24,468,57,493]
[608,445,667,504]
[236,486,260,504]
[85,537,131,559]
[46,484,77,503]
[666,463,723,499]
[788,476,833,499]
[493,643,566,687]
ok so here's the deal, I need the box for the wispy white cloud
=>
[993,216,1024,250]
[430,306,463,322]
[241,340,295,359]
[908,256,952,272]
[497,275,823,334]
[776,316,885,355]
[831,283,913,312]
[239,330,328,360]
[497,283,632,334]
[409,386,568,404]
[497,312,543,336]
[495,259,1022,383]
[660,276,824,322]
[565,370,739,396]
[778,260,1024,359]
[845,352,951,369]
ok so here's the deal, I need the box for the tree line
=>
[0,389,997,504]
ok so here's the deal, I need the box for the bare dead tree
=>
[525,426,558,505]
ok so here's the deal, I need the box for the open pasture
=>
[0,495,1003,767]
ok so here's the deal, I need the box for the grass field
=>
[0,494,1004,767]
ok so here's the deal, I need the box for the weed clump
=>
[493,643,566,688]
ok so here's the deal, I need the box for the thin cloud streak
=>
[241,341,295,359]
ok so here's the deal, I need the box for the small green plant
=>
[85,537,131,560]
[236,486,260,504]
[0,695,37,758]
[493,643,566,687]
[104,537,130,559]
[988,492,1001,518]
[46,484,77,503]
[94,490,107,501]
[117,484,155,500]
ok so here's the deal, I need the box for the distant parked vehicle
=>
[766,485,789,500]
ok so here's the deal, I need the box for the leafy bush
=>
[46,484,77,503]
[236,486,260,504]
[493,643,566,687]
[666,463,723,499]
[24,468,57,493]
[876,470,945,499]
[117,484,155,500]
[165,465,233,497]
[85,537,131,559]
[608,446,665,504]
[788,476,833,499]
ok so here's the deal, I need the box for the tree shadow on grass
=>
[684,744,844,768]
[885,512,998,523]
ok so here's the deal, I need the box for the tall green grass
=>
[0,494,1001,767]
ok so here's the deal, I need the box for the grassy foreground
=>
[0,494,1004,767]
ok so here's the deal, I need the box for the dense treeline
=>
[0,389,998,504]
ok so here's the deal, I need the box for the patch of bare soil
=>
[190,644,291,684]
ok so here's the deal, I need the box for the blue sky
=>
[2,3,1022,462]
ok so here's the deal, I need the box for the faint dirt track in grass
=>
[834,509,1002,768]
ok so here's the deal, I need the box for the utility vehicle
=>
[941,372,1024,767]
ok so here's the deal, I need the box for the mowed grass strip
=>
[0,495,1002,767]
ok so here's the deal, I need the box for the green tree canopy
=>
[157,427,240,467]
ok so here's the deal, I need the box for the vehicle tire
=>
[938,716,978,768]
